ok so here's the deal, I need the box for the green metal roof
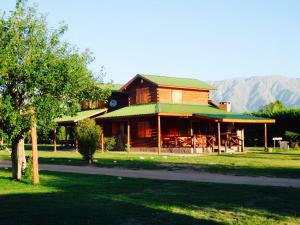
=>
[111,84,123,91]
[97,103,275,123]
[195,113,273,121]
[55,108,107,124]
[101,83,123,92]
[98,104,157,118]
[139,74,215,90]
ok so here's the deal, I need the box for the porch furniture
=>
[206,135,215,151]
[162,137,176,147]
[176,136,192,147]
[195,135,207,149]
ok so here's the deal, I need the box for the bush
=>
[285,131,299,148]
[104,137,116,151]
[0,144,7,151]
[75,119,101,164]
[56,126,66,143]
[23,156,33,183]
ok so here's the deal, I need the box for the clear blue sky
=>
[1,0,300,83]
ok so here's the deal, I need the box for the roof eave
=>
[96,113,157,120]
[194,114,276,123]
[157,84,214,91]
[221,118,276,123]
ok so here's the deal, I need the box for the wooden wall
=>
[81,92,128,111]
[126,77,157,105]
[161,117,190,137]
[157,87,209,104]
[81,100,106,110]
[130,117,158,147]
[107,92,128,112]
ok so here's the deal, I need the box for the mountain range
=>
[208,76,300,112]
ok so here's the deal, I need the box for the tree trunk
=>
[11,137,26,180]
[88,149,92,165]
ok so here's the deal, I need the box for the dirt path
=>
[1,160,300,188]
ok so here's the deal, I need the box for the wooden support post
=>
[217,122,221,154]
[190,119,195,154]
[127,120,131,152]
[31,122,39,185]
[241,128,245,152]
[53,128,57,152]
[264,123,268,149]
[75,139,78,152]
[189,119,193,136]
[158,115,161,155]
[65,126,68,142]
[101,132,104,153]
[193,134,196,154]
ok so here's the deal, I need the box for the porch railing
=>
[162,134,215,150]
[162,132,242,151]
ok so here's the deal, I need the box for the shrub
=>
[57,126,66,143]
[23,156,33,183]
[125,143,130,153]
[75,119,101,164]
[104,137,116,151]
[0,144,7,151]
[285,131,299,148]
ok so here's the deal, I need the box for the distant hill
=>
[208,76,300,112]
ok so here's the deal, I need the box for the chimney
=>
[219,101,231,112]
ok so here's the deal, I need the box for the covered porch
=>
[54,108,107,151]
[96,103,275,154]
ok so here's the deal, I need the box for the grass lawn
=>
[1,145,300,178]
[1,169,300,225]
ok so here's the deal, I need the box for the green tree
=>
[0,0,111,180]
[75,119,101,164]
[258,100,285,115]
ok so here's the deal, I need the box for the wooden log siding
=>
[127,77,157,105]
[130,117,158,147]
[161,117,190,137]
[157,87,209,105]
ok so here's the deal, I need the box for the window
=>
[136,87,150,104]
[137,121,151,138]
[172,90,182,103]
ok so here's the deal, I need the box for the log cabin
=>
[96,74,275,154]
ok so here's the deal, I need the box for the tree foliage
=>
[75,119,101,164]
[0,0,110,179]
[247,100,300,147]
[258,100,285,114]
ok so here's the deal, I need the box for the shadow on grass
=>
[0,170,300,225]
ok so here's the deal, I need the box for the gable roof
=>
[96,103,275,123]
[121,74,215,91]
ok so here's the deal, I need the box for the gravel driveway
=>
[1,160,300,188]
